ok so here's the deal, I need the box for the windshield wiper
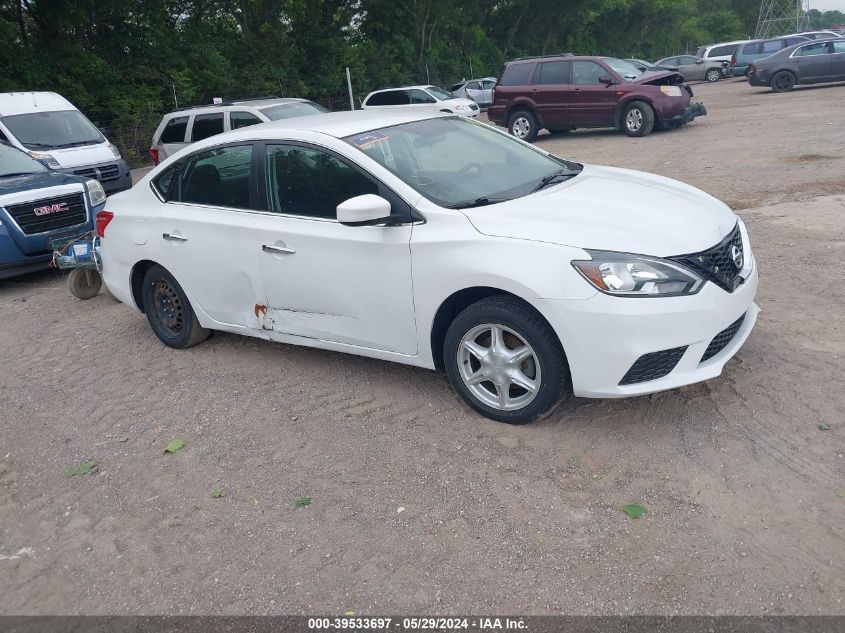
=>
[55,140,100,148]
[446,197,511,210]
[532,168,576,193]
[24,142,57,149]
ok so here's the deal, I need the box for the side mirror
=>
[337,194,393,226]
[598,75,616,85]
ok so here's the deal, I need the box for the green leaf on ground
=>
[211,489,225,499]
[818,423,831,431]
[65,460,97,477]
[835,489,845,499]
[164,439,185,454]
[622,503,647,519]
[295,496,312,508]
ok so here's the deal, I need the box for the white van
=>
[0,92,132,194]
[694,40,749,65]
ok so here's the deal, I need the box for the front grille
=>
[4,193,87,235]
[670,223,744,293]
[620,346,688,385]
[73,163,120,183]
[701,313,746,363]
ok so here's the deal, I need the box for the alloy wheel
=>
[511,116,531,139]
[457,323,541,411]
[625,108,643,132]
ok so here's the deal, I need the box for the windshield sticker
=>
[348,131,390,149]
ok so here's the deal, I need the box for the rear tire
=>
[770,71,795,93]
[705,68,721,82]
[621,101,655,137]
[507,110,538,142]
[141,264,210,349]
[443,296,568,424]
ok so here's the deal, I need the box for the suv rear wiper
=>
[532,168,576,193]
[446,197,511,209]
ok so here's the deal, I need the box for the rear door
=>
[156,115,189,161]
[531,60,571,128]
[792,42,834,81]
[464,81,483,103]
[569,60,617,126]
[481,80,496,105]
[832,40,845,78]
[677,56,705,80]
[155,143,265,328]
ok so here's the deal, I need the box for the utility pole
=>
[756,0,808,38]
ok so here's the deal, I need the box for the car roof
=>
[702,40,748,48]
[164,98,310,117]
[0,91,76,116]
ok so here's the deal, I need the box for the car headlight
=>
[660,85,683,97]
[86,179,107,206]
[28,151,61,170]
[108,143,121,159]
[572,250,703,297]
[453,104,470,111]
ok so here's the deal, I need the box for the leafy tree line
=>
[0,1,839,164]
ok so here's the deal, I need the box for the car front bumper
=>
[536,260,758,399]
[665,102,707,125]
[58,158,133,195]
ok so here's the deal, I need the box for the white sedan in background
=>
[361,85,480,118]
[98,111,758,424]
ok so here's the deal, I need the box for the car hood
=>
[45,143,116,169]
[631,70,685,85]
[461,164,737,257]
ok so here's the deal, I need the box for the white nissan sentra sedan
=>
[98,111,758,424]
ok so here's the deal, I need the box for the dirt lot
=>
[1,79,844,616]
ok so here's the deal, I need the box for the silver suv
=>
[150,98,328,164]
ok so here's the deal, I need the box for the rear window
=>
[190,113,224,142]
[709,44,738,57]
[499,62,535,86]
[366,90,409,106]
[160,116,188,144]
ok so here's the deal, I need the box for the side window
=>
[180,145,252,208]
[410,89,436,104]
[482,80,496,90]
[833,41,845,53]
[189,113,224,142]
[159,116,188,144]
[798,42,830,56]
[153,165,177,198]
[711,45,737,57]
[537,61,570,85]
[761,40,782,54]
[571,61,605,85]
[265,145,378,219]
[499,62,535,86]
[742,42,760,55]
[230,111,263,130]
[661,57,678,66]
[466,81,481,90]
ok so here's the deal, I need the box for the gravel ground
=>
[1,78,844,616]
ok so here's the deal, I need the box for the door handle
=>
[162,233,188,242]
[262,244,296,255]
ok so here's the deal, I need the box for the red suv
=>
[488,55,707,141]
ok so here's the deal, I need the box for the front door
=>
[832,40,845,78]
[253,143,417,355]
[155,143,266,327]
[569,60,618,126]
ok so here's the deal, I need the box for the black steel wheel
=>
[141,264,210,349]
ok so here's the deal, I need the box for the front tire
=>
[706,68,721,82]
[507,110,538,142]
[141,264,210,349]
[443,296,568,424]
[771,71,795,93]
[621,101,655,137]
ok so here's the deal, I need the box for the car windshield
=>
[1,110,104,150]
[344,116,582,209]
[259,101,330,120]
[425,86,454,101]
[0,142,47,177]
[602,58,644,80]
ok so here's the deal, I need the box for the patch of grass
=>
[622,503,647,519]
[65,460,97,477]
[295,496,312,508]
[164,439,185,454]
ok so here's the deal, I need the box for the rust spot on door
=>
[254,304,268,318]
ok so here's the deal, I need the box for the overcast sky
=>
[812,0,845,11]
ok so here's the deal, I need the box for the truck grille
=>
[670,223,744,293]
[73,163,120,184]
[4,193,87,235]
[619,346,688,385]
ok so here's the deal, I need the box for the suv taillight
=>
[150,147,160,166]
[96,210,114,238]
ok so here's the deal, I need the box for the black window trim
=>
[255,140,423,225]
